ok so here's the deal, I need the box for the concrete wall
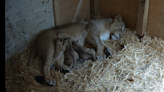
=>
[5,0,55,61]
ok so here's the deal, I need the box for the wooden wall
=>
[99,0,138,29]
[53,0,164,39]
[99,0,164,39]
[147,0,164,39]
[53,0,90,26]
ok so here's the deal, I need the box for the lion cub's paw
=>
[90,49,96,60]
[45,76,56,86]
[96,54,106,61]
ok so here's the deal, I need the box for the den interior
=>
[5,0,164,92]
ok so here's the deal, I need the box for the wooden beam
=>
[147,0,164,39]
[53,0,60,26]
[136,0,150,36]
[90,0,99,17]
[72,0,84,23]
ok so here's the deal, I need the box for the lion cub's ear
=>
[114,15,122,22]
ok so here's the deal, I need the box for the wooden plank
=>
[147,0,164,39]
[72,0,90,23]
[59,0,79,25]
[99,0,138,29]
[53,0,60,26]
[136,0,150,36]
[53,0,90,26]
[122,0,138,29]
[99,0,113,17]
[90,0,99,17]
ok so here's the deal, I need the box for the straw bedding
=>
[5,29,164,92]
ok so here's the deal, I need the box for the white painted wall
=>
[5,0,55,61]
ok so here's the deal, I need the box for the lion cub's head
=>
[110,15,126,40]
[55,38,69,51]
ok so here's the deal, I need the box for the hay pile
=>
[5,29,164,92]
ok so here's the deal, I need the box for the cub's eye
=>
[60,39,63,42]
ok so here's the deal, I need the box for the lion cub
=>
[64,45,79,68]
[53,38,77,71]
[54,38,79,73]
[51,38,68,66]
[72,41,96,60]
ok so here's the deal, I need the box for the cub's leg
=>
[71,48,79,68]
[88,48,96,60]
[87,23,106,60]
[64,46,74,68]
[79,47,96,61]
[43,44,56,86]
[91,33,106,60]
[57,54,72,71]
[58,61,72,71]
[56,54,71,74]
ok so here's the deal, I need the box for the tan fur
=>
[110,15,125,40]
[64,45,79,68]
[53,44,79,72]
[72,41,96,60]
[57,37,79,69]
[43,38,69,86]
[29,15,126,86]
